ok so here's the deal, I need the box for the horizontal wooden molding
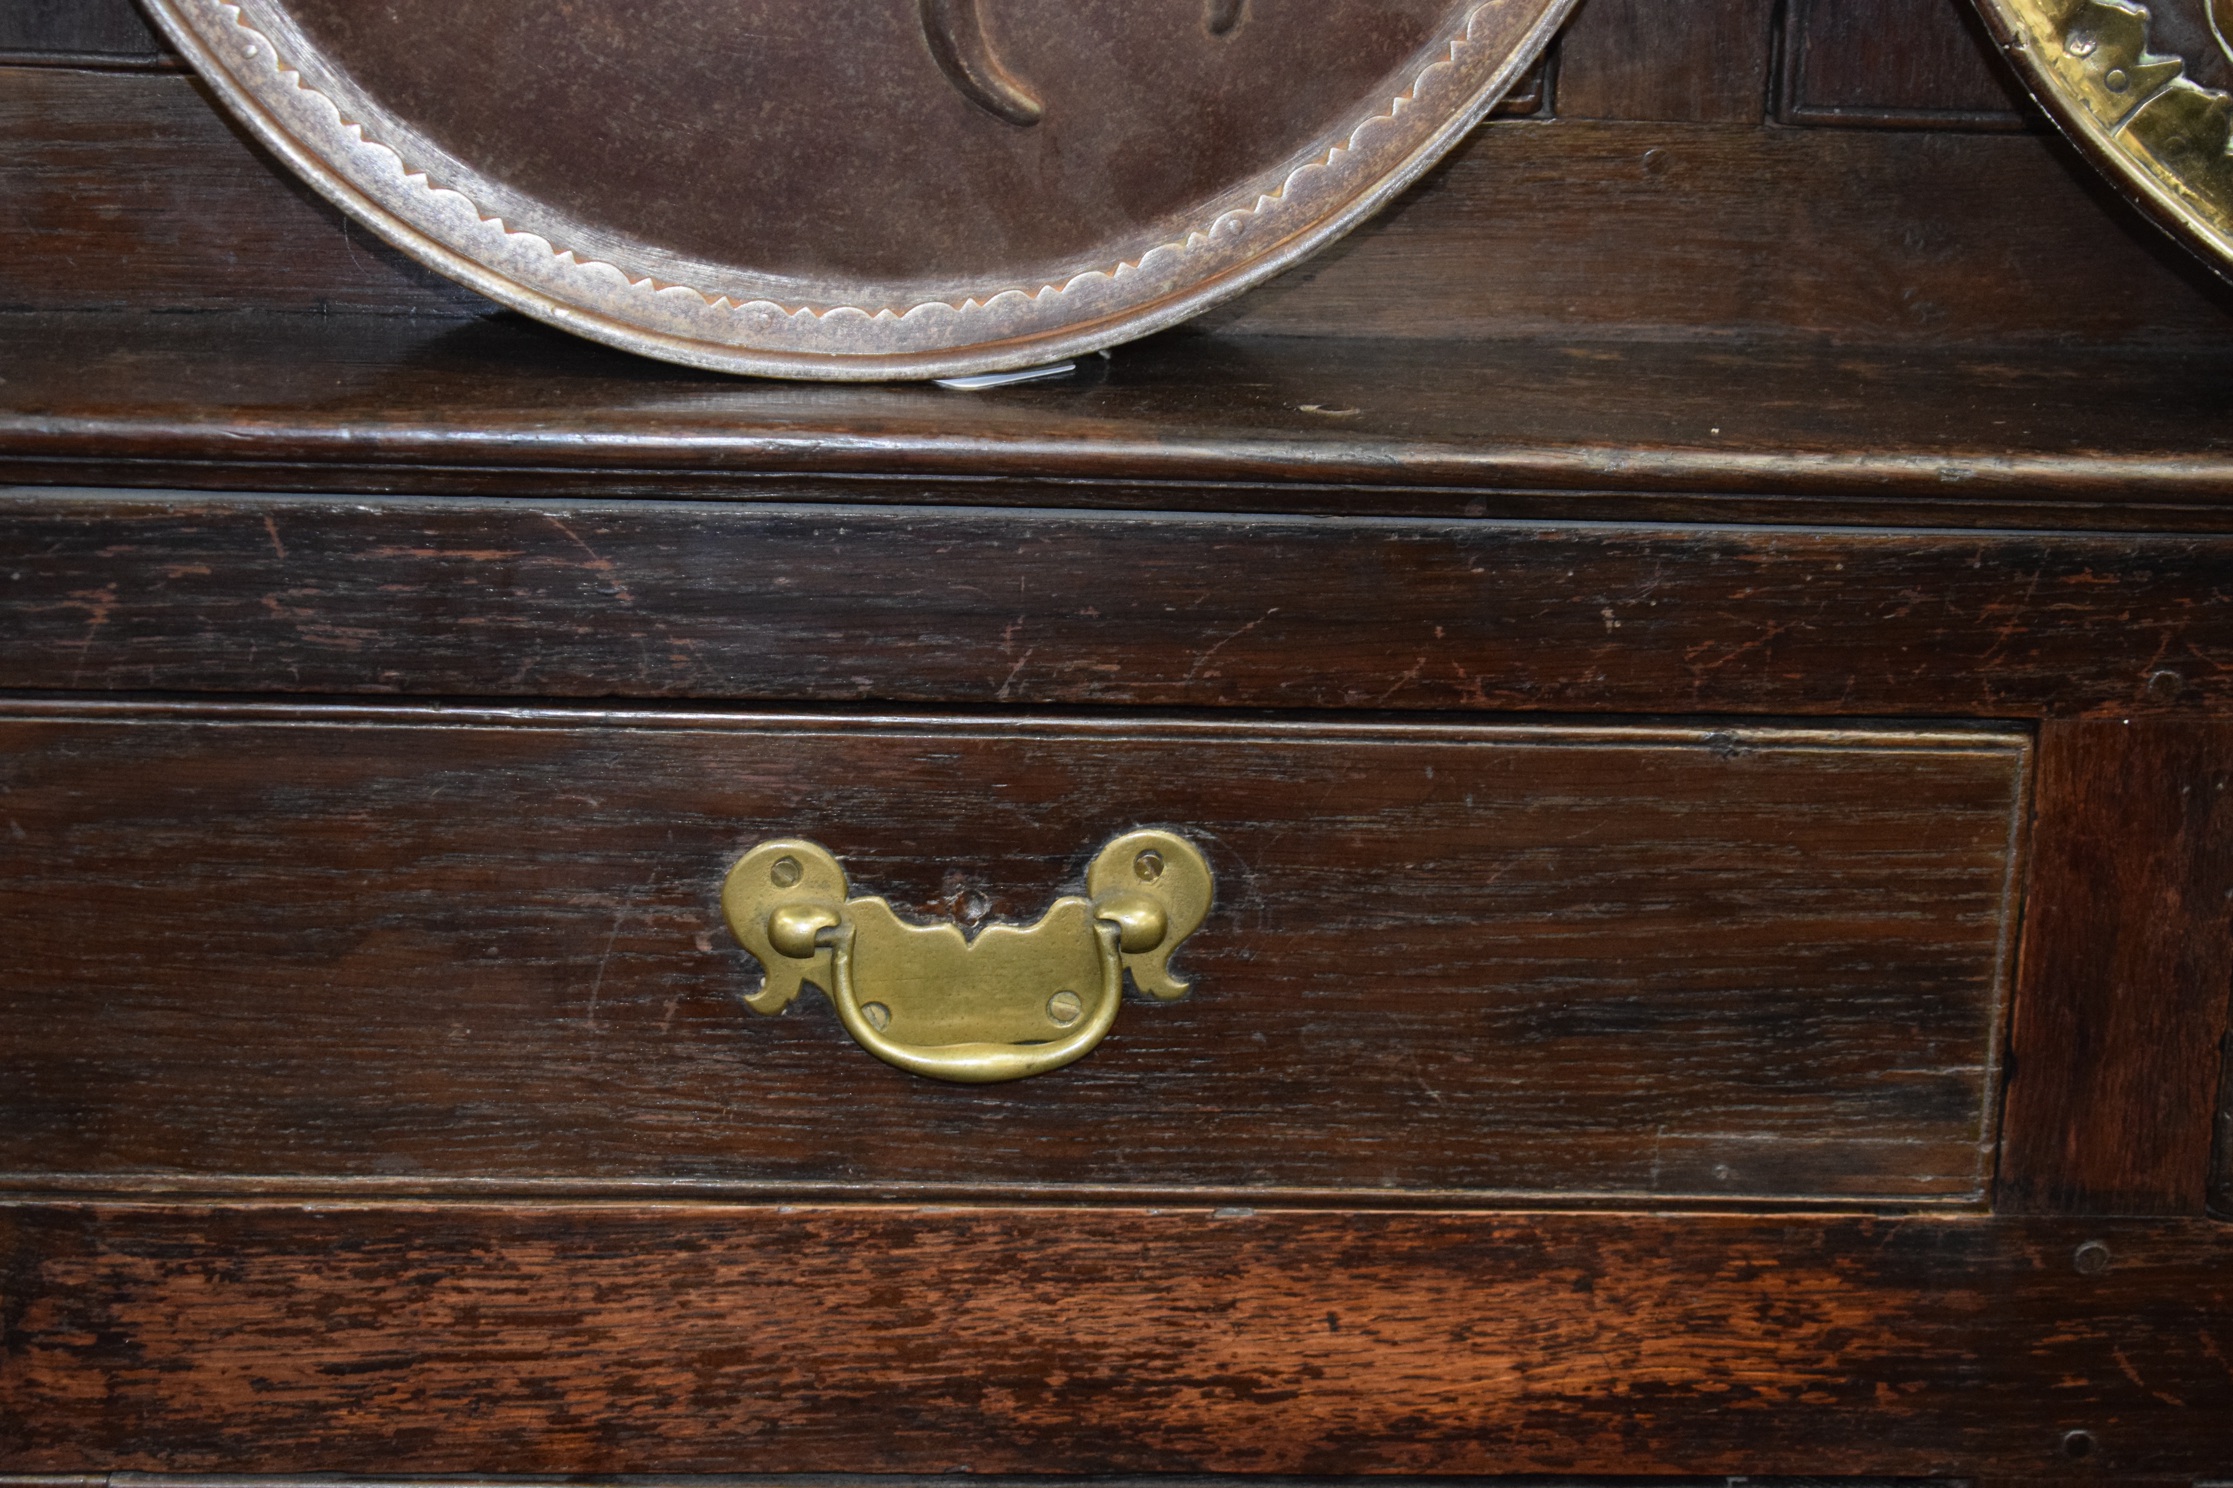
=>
[1,493,2228,713]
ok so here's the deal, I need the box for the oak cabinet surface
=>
[0,707,2027,1203]
[2,0,2232,1482]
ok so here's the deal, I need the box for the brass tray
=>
[144,0,1572,379]
[1977,0,2233,273]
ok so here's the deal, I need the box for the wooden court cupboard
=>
[1,0,2231,1482]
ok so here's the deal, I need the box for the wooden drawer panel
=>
[0,704,2026,1204]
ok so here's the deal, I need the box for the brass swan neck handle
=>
[722,830,1213,1083]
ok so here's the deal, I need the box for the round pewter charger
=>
[143,0,1575,380]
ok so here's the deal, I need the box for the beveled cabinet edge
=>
[0,1465,1973,1474]
[0,694,2040,751]
[0,1172,2004,1213]
[0,697,2032,1211]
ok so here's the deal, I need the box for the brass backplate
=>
[721,830,1212,1082]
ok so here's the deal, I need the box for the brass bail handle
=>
[721,829,1214,1083]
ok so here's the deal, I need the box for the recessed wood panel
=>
[1777,0,2028,129]
[0,69,482,316]
[1553,0,1776,122]
[1,1204,2227,1475]
[0,0,169,66]
[0,704,2025,1204]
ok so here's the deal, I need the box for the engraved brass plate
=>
[1977,0,2233,272]
[138,0,1573,380]
[722,830,1212,1082]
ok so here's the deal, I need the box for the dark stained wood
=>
[2216,1034,2233,1212]
[1998,720,2233,1215]
[0,0,170,67]
[0,492,2228,714]
[4,0,2233,1472]
[0,69,483,317]
[1777,0,2029,129]
[1223,118,2233,346]
[19,318,2233,529]
[0,1480,1982,1488]
[0,703,2024,1204]
[1,1204,2229,1475]
[15,311,2233,529]
[15,68,2233,349]
[1552,0,1776,123]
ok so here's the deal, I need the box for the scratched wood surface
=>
[2,1204,2229,1476]
[0,492,2226,716]
[0,703,2024,1203]
[1998,719,2233,1215]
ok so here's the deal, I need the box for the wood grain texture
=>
[2216,1028,2233,1212]
[12,68,2233,349]
[0,703,2024,1204]
[0,1474,1973,1483]
[0,492,2227,715]
[0,0,169,67]
[1,1204,2229,1476]
[1777,0,2029,128]
[0,69,485,316]
[20,318,2233,528]
[1552,0,1775,122]
[1217,118,2233,346]
[0,0,2224,1470]
[1998,719,2233,1215]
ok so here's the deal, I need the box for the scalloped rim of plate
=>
[142,0,1577,380]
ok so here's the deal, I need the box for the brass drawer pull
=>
[722,830,1212,1083]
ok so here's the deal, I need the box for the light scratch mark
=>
[1185,607,1278,685]
[64,584,118,687]
[586,865,659,1028]
[544,514,635,604]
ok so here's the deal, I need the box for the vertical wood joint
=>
[1999,718,2233,1215]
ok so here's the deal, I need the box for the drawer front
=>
[0,704,2026,1204]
